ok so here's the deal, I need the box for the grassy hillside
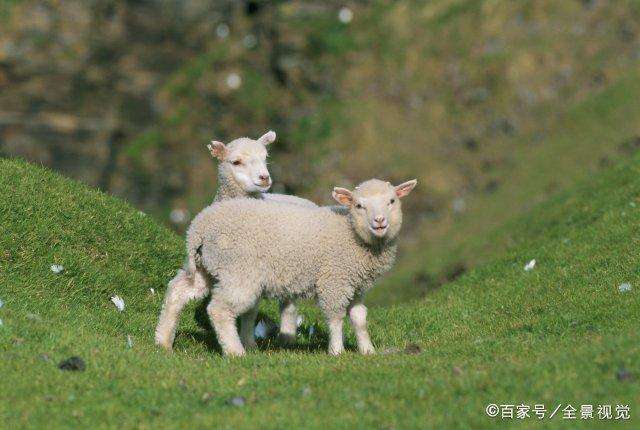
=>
[1,157,638,428]
[374,70,640,304]
[3,1,640,310]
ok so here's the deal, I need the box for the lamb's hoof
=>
[328,346,344,356]
[359,346,375,355]
[224,347,246,357]
[154,331,174,351]
[277,332,297,346]
[155,339,173,352]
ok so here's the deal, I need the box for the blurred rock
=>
[0,0,637,246]
[616,368,634,382]
[404,343,422,354]
[58,356,85,371]
[484,180,499,194]
[463,138,479,152]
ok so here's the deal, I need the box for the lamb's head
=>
[333,178,417,245]
[207,130,275,193]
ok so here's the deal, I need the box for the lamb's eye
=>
[389,198,396,204]
[232,160,242,166]
[355,203,363,209]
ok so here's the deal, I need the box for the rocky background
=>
[2,0,639,300]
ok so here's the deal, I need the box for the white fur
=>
[155,131,316,350]
[161,178,416,356]
[155,269,210,349]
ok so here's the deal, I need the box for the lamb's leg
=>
[326,313,346,355]
[278,299,298,345]
[239,305,259,350]
[317,287,347,355]
[348,299,375,355]
[207,286,257,356]
[155,268,209,350]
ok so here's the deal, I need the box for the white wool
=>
[155,131,316,351]
[166,178,415,356]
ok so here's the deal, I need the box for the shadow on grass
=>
[194,297,212,331]
[177,329,223,355]
[178,298,332,354]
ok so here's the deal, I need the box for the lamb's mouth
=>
[253,183,271,192]
[370,224,389,236]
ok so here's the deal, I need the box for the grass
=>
[373,70,640,305]
[1,156,639,428]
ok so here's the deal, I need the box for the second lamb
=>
[161,178,417,356]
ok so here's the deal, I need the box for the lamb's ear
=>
[332,187,353,206]
[257,130,276,145]
[395,179,417,198]
[207,141,227,160]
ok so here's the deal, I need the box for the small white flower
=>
[296,315,304,328]
[50,264,64,274]
[338,7,353,24]
[524,259,536,271]
[618,283,632,293]
[126,335,134,348]
[110,295,125,312]
[149,288,155,295]
[225,73,242,90]
[254,320,268,339]
[216,23,229,39]
[138,211,146,216]
[630,201,636,208]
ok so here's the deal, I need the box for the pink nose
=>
[259,174,270,183]
[374,216,386,225]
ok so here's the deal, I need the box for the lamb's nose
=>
[259,174,270,183]
[374,215,386,225]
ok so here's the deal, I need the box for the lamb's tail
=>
[185,227,203,280]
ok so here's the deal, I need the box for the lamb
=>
[207,130,316,209]
[154,131,315,350]
[161,178,417,356]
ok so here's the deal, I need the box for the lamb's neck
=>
[368,240,397,265]
[348,239,397,295]
[213,171,261,202]
[358,235,398,277]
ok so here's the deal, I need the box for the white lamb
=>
[158,178,417,356]
[207,130,316,209]
[155,131,315,350]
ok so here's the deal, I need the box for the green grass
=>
[373,71,640,305]
[1,157,638,428]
